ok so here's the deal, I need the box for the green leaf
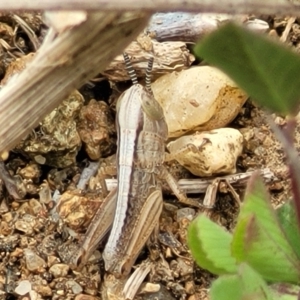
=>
[276,200,300,260]
[232,173,300,283]
[187,214,237,275]
[210,263,274,300]
[194,23,300,115]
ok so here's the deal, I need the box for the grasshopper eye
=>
[141,93,164,121]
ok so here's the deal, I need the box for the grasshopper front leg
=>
[159,165,202,208]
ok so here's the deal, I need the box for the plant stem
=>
[284,118,300,228]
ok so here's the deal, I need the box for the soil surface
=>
[0,13,298,300]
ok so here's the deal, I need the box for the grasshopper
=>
[102,53,168,275]
[71,53,200,276]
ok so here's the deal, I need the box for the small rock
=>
[10,247,23,258]
[2,212,13,223]
[263,135,273,147]
[75,294,98,300]
[254,146,265,156]
[185,281,195,295]
[42,271,53,283]
[140,284,175,300]
[274,115,285,126]
[152,66,247,138]
[176,208,195,222]
[29,289,40,300]
[56,189,102,231]
[177,258,193,277]
[39,235,61,259]
[67,280,83,294]
[39,182,52,204]
[56,289,65,295]
[0,150,9,161]
[24,249,46,272]
[19,163,41,180]
[15,220,33,235]
[15,280,32,296]
[168,282,186,299]
[16,90,84,168]
[28,199,44,216]
[269,182,283,192]
[47,255,60,267]
[167,128,243,176]
[11,201,20,210]
[140,282,160,294]
[165,247,173,258]
[77,99,116,160]
[49,263,70,278]
[158,232,182,248]
[34,285,52,297]
[0,220,12,235]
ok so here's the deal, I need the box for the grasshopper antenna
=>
[123,52,138,85]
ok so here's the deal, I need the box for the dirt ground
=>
[0,13,298,300]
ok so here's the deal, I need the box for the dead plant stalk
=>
[0,11,150,153]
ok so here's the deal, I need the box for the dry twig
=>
[0,11,150,152]
[104,168,276,194]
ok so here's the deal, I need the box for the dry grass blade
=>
[104,168,276,194]
[12,14,41,50]
[122,260,152,299]
[0,11,150,153]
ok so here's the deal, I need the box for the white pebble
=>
[15,280,32,296]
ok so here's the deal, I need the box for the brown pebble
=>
[177,258,193,277]
[56,289,65,295]
[274,116,285,126]
[47,255,60,267]
[34,285,52,297]
[0,150,9,161]
[2,212,13,222]
[24,249,46,272]
[165,247,173,258]
[11,201,20,210]
[75,294,98,300]
[0,221,12,235]
[140,282,160,293]
[49,263,70,278]
[10,247,23,258]
[269,182,283,192]
[185,281,195,295]
[262,136,273,147]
